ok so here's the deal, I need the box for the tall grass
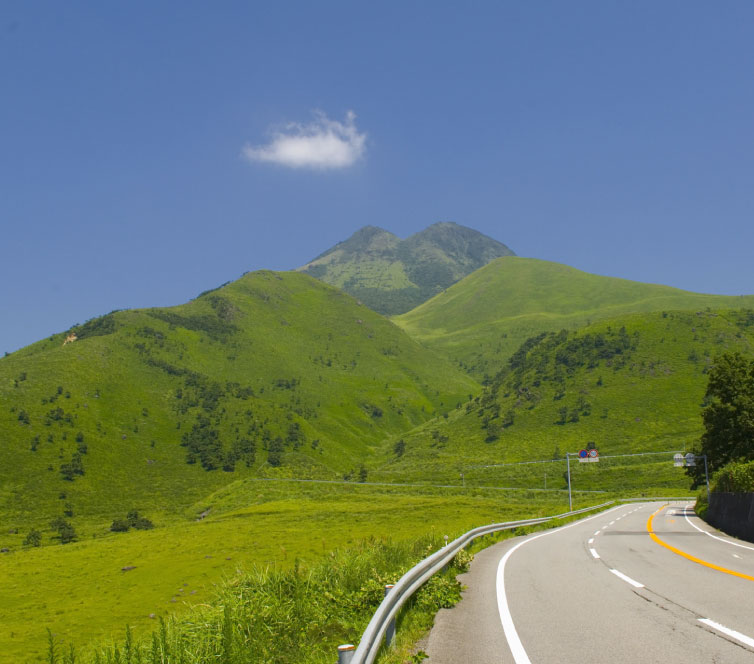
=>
[45,535,470,664]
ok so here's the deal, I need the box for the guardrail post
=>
[384,584,396,647]
[337,644,355,663]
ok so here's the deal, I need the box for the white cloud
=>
[242,110,366,170]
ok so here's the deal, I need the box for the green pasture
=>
[0,481,569,663]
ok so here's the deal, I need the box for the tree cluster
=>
[60,451,85,481]
[181,414,258,471]
[110,510,154,533]
[147,310,237,342]
[24,528,42,547]
[690,352,754,487]
[50,517,77,544]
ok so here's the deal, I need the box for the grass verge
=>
[3,481,571,663]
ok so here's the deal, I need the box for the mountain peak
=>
[338,225,399,252]
[298,222,515,315]
[407,222,515,263]
[304,226,398,266]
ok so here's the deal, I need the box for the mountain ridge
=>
[394,256,754,378]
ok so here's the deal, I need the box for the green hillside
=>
[374,308,754,493]
[6,248,754,662]
[299,222,515,315]
[394,257,754,379]
[0,270,477,543]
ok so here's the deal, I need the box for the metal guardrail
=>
[620,496,696,502]
[339,501,615,664]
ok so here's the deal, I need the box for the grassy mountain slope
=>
[0,270,477,538]
[9,243,754,662]
[375,309,754,493]
[299,222,515,315]
[394,257,754,379]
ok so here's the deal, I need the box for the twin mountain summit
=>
[3,221,754,534]
[298,222,516,315]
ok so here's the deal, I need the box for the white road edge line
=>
[699,619,754,649]
[496,506,623,664]
[683,506,754,552]
[609,568,644,588]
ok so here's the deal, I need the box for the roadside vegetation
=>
[689,351,754,519]
[707,460,754,493]
[688,351,754,483]
[43,534,471,664]
[1,482,569,662]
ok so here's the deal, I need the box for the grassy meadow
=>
[1,480,573,662]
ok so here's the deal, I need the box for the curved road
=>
[425,502,754,663]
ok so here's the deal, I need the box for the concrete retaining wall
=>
[706,492,754,543]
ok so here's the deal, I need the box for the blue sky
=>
[2,1,754,353]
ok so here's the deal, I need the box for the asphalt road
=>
[424,502,754,663]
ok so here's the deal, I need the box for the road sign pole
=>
[675,451,711,502]
[566,452,572,511]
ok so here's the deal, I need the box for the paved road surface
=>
[425,502,754,663]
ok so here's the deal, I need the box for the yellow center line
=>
[647,505,754,582]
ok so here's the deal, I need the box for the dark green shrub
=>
[110,519,130,533]
[24,528,42,547]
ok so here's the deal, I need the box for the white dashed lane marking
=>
[610,569,644,588]
[699,619,754,649]
[496,505,624,664]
